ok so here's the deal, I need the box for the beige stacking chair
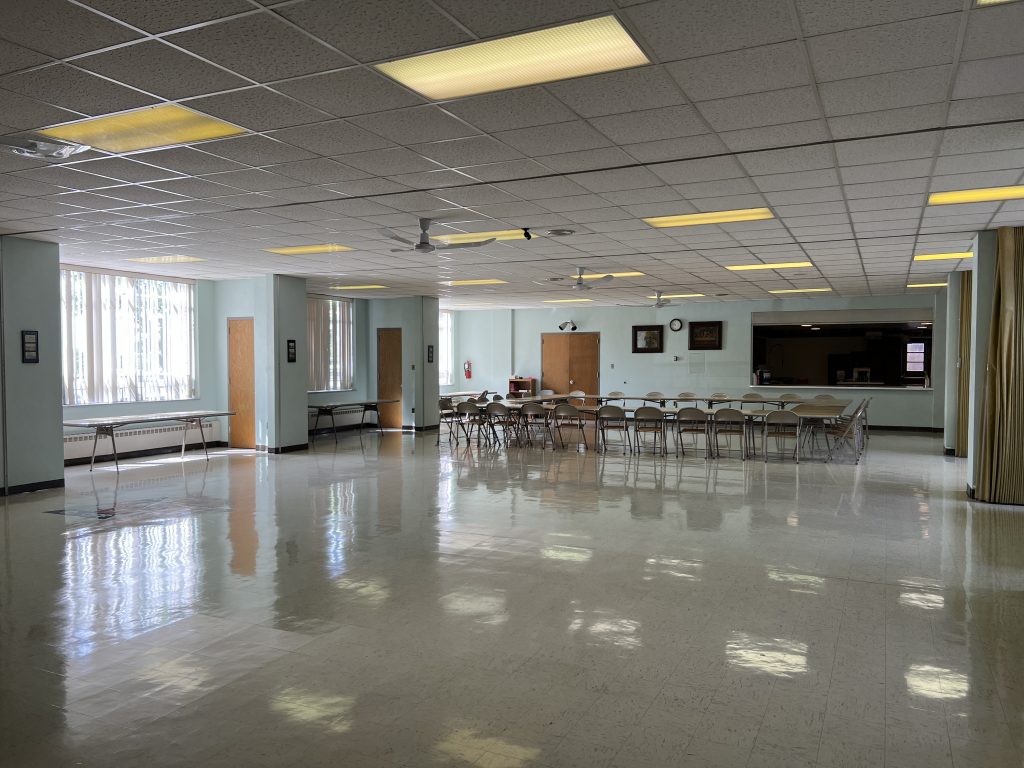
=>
[552,403,588,449]
[674,407,710,457]
[713,408,747,459]
[596,405,630,454]
[633,406,668,455]
[762,410,799,463]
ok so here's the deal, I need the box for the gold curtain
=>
[976,227,1024,504]
[955,271,972,458]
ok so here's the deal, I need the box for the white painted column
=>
[943,273,961,453]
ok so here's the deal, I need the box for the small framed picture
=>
[689,321,723,351]
[21,330,38,363]
[286,339,296,363]
[632,325,664,353]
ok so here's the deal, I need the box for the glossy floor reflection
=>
[2,433,1023,767]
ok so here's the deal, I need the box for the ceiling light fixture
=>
[126,255,205,264]
[975,0,1020,6]
[768,288,832,294]
[266,244,355,255]
[38,104,245,153]
[374,16,649,100]
[643,208,775,228]
[444,279,508,286]
[544,298,593,303]
[913,252,974,261]
[727,261,813,271]
[928,186,1024,205]
[433,229,538,243]
[0,137,90,159]
[907,283,948,288]
[580,271,645,279]
[330,284,387,290]
[646,293,704,299]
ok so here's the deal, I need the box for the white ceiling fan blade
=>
[390,247,409,253]
[438,238,497,250]
[382,228,415,246]
[596,274,614,284]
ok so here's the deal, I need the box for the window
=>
[906,342,926,373]
[438,309,453,386]
[61,269,196,405]
[307,296,354,391]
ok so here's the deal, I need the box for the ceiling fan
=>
[382,218,495,253]
[570,266,614,290]
[650,290,673,308]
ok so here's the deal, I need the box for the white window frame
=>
[438,309,454,386]
[60,267,197,406]
[307,295,355,392]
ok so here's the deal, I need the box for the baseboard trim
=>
[967,484,976,499]
[270,443,309,454]
[870,426,942,433]
[1,478,65,495]
[415,425,440,432]
[944,447,956,456]
[65,441,228,467]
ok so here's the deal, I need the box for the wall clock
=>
[669,318,683,332]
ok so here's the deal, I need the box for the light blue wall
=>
[452,294,947,428]
[366,296,439,429]
[1,237,64,488]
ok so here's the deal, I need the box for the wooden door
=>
[542,333,599,395]
[541,333,572,393]
[377,328,402,429]
[228,318,255,448]
[569,333,600,396]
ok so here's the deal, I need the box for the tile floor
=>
[2,432,1023,767]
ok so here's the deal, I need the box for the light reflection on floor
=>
[1,432,1024,767]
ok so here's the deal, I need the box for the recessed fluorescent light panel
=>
[579,272,645,279]
[266,244,354,255]
[727,261,812,271]
[38,104,245,153]
[433,230,535,243]
[768,288,832,294]
[907,283,948,288]
[375,16,649,100]
[643,208,774,228]
[976,0,1019,6]
[928,186,1024,205]
[444,279,507,286]
[647,293,705,299]
[330,284,387,290]
[913,252,974,261]
[127,255,205,264]
[544,298,593,303]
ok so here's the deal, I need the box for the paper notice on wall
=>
[689,352,706,375]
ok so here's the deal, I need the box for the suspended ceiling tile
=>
[168,13,352,82]
[78,0,252,34]
[626,0,797,62]
[75,40,249,101]
[185,87,332,131]
[274,68,424,118]
[277,0,472,64]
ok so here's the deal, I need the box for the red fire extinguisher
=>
[464,361,472,379]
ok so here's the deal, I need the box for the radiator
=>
[63,421,222,461]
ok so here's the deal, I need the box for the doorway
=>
[227,318,256,449]
[541,332,600,395]
[376,328,402,429]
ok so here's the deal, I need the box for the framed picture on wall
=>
[689,321,723,351]
[632,325,664,353]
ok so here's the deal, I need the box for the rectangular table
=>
[64,410,235,472]
[308,400,400,441]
